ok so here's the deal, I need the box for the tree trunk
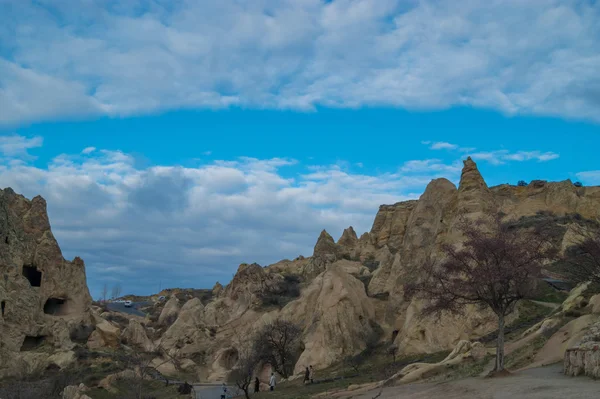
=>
[495,314,505,371]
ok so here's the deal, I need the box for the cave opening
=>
[1,301,5,317]
[20,335,46,351]
[44,298,69,316]
[22,265,42,287]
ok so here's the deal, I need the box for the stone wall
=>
[564,342,600,378]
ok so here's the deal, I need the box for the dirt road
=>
[354,364,599,399]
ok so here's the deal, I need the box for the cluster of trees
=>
[100,283,123,302]
[228,319,303,399]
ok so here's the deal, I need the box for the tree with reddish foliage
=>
[406,216,556,372]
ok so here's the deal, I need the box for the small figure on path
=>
[304,367,310,384]
[221,382,228,399]
[254,377,260,393]
[309,365,315,384]
[269,372,276,391]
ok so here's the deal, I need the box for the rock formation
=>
[11,156,588,385]
[152,157,600,381]
[0,188,93,378]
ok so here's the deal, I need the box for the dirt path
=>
[354,364,600,399]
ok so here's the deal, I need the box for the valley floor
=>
[354,364,598,399]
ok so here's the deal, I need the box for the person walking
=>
[269,372,276,391]
[304,367,310,384]
[309,365,315,384]
[254,377,260,393]
[220,382,228,399]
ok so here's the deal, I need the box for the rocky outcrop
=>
[122,319,154,352]
[280,264,377,373]
[313,230,338,261]
[389,340,486,384]
[0,188,92,378]
[369,201,417,251]
[457,157,497,218]
[212,282,224,297]
[146,157,600,381]
[160,298,208,358]
[62,383,91,399]
[564,342,600,378]
[158,296,180,325]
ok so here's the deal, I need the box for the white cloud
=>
[82,147,96,154]
[0,135,43,157]
[576,171,600,185]
[470,150,560,165]
[1,0,599,125]
[429,142,459,150]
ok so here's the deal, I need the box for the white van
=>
[124,300,133,308]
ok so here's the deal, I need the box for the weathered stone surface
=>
[146,157,600,381]
[212,282,224,297]
[62,383,90,399]
[160,298,208,358]
[280,264,376,373]
[89,314,121,349]
[313,230,338,260]
[158,296,180,325]
[389,340,486,384]
[122,319,154,352]
[0,188,92,378]
[564,342,600,378]
[369,201,417,251]
[337,226,358,251]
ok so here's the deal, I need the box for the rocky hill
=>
[2,157,599,387]
[145,157,600,380]
[0,188,93,379]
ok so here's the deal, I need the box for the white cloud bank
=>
[0,0,599,125]
[0,135,562,296]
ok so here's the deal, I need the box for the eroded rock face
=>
[0,188,92,378]
[147,157,600,381]
[281,264,377,373]
[158,296,180,325]
[122,319,154,352]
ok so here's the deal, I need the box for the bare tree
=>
[116,345,181,399]
[102,283,108,302]
[406,216,556,372]
[254,319,302,378]
[562,223,600,284]
[111,283,122,299]
[227,340,259,399]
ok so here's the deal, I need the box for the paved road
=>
[193,384,242,399]
[354,364,600,399]
[106,301,147,316]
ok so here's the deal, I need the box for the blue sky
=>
[1,0,599,298]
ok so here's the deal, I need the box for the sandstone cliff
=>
[0,188,93,378]
[148,158,600,381]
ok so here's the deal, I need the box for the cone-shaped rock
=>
[313,229,338,258]
[337,226,358,249]
[457,157,496,216]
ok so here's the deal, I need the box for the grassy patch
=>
[504,335,548,370]
[86,379,182,399]
[430,355,492,382]
[532,282,569,304]
[478,300,554,344]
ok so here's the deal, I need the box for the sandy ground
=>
[354,364,600,399]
